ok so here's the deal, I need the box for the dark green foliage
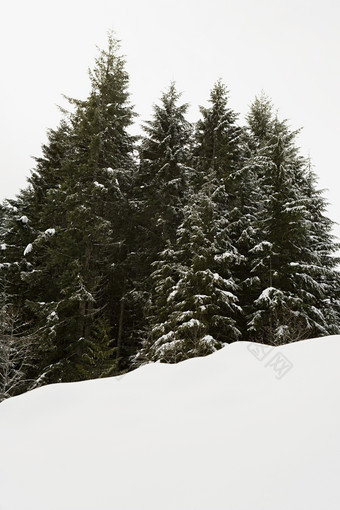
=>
[76,318,119,379]
[244,95,340,344]
[128,83,195,359]
[195,80,241,182]
[0,40,339,398]
[136,82,193,248]
[1,34,136,387]
[134,172,241,365]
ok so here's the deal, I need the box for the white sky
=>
[1,0,340,238]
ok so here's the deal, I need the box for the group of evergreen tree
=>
[1,34,339,399]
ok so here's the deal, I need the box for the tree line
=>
[1,35,339,399]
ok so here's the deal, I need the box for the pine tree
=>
[129,84,194,354]
[195,81,246,333]
[195,80,241,185]
[134,169,241,365]
[136,82,193,248]
[0,34,136,384]
[245,95,340,344]
[76,318,119,379]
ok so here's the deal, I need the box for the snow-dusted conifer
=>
[134,168,241,364]
[129,84,194,355]
[245,95,340,344]
[195,80,241,185]
[137,82,193,245]
[0,34,136,384]
[76,318,119,379]
[195,81,248,332]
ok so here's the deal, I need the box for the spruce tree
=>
[195,81,246,333]
[245,95,340,344]
[0,34,136,384]
[76,318,119,379]
[130,84,194,353]
[195,80,242,185]
[134,168,242,364]
[136,82,193,249]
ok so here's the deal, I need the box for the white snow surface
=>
[0,336,340,510]
[93,180,105,189]
[23,243,33,256]
[44,228,56,236]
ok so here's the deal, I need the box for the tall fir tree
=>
[245,95,340,344]
[194,80,242,185]
[134,171,241,364]
[195,81,247,333]
[136,82,193,247]
[0,34,136,384]
[130,84,194,349]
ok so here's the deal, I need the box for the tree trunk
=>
[116,296,125,360]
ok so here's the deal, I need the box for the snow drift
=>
[0,336,340,510]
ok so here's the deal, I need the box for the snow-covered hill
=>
[0,336,340,510]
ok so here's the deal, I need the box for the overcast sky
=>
[1,0,340,238]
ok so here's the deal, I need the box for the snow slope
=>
[0,336,340,510]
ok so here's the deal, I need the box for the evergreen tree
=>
[195,81,247,333]
[129,84,194,354]
[134,170,241,365]
[195,80,241,185]
[76,318,119,379]
[245,95,340,344]
[136,82,193,249]
[0,34,136,384]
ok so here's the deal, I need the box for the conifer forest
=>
[1,35,339,400]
